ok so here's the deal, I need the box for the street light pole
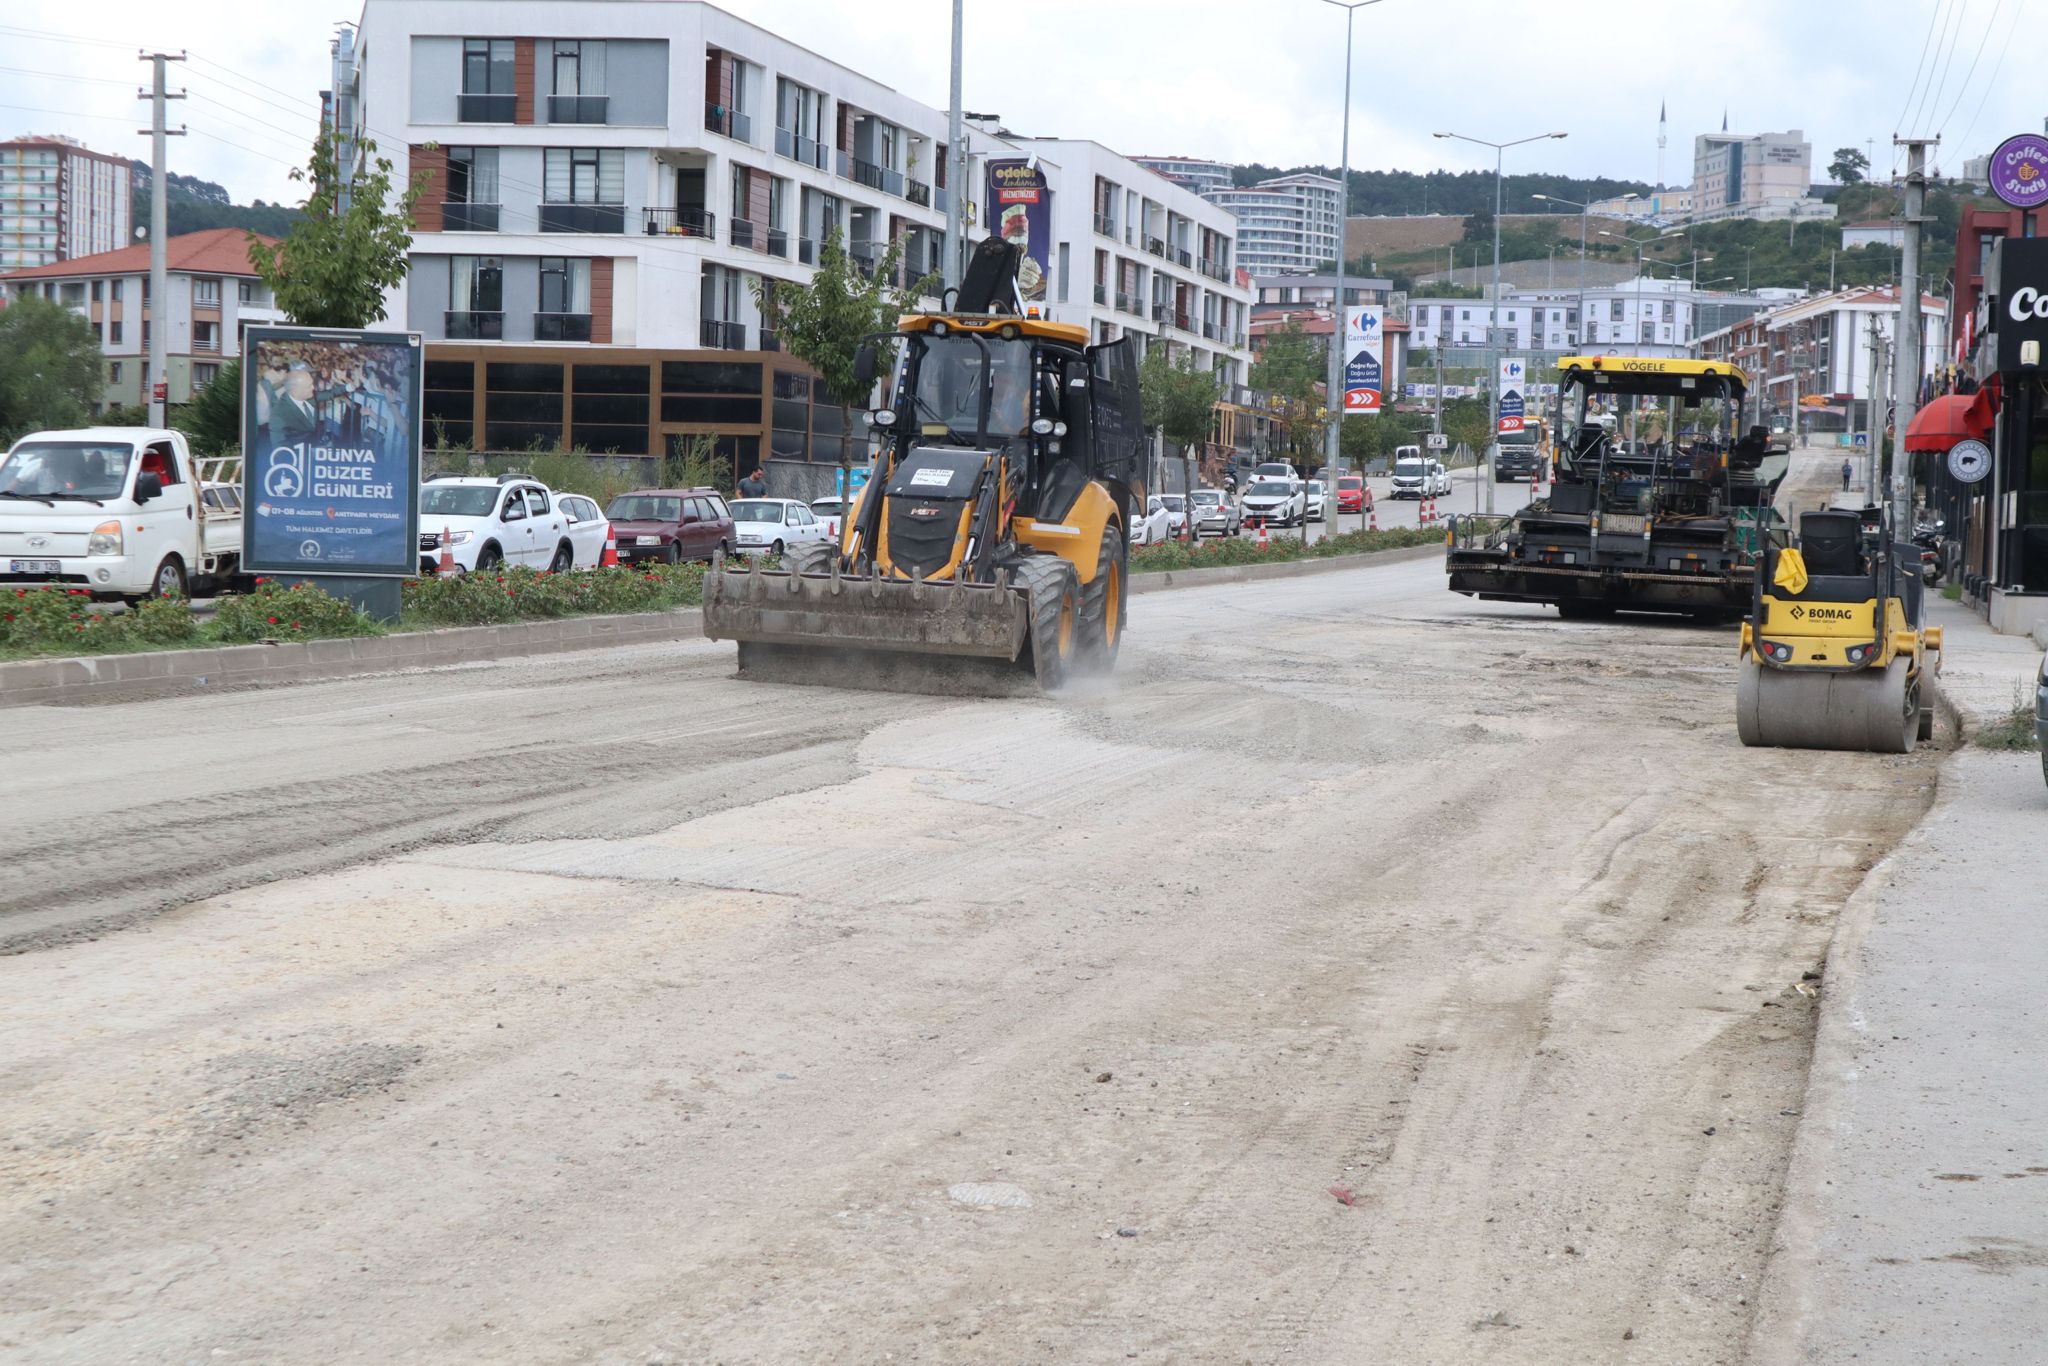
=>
[1437,129,1567,514]
[1319,0,1383,542]
[1532,190,1634,351]
[942,0,964,290]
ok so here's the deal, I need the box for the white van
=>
[0,428,242,600]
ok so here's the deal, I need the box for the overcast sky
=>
[0,1,2023,206]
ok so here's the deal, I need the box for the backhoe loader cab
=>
[702,239,1145,692]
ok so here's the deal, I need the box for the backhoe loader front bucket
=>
[702,553,1033,692]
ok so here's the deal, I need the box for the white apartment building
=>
[1210,173,1341,276]
[1130,155,1232,201]
[0,228,285,409]
[1408,277,1733,360]
[1033,138,1252,393]
[1690,129,1832,223]
[0,136,133,271]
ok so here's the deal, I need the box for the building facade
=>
[1690,129,1831,223]
[1209,173,1341,276]
[1130,155,1232,201]
[0,136,133,271]
[350,1,1248,475]
[1694,285,1946,432]
[0,228,284,409]
[1406,278,1746,362]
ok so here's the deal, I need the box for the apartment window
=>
[545,148,623,204]
[142,278,150,304]
[444,147,502,231]
[550,41,608,123]
[1662,300,1675,323]
[194,321,219,353]
[109,361,122,382]
[109,320,122,344]
[775,78,826,167]
[141,321,151,345]
[538,257,591,314]
[1460,309,1470,321]
[90,280,101,302]
[238,280,255,304]
[447,255,504,339]
[110,279,122,303]
[194,278,220,306]
[194,362,219,388]
[1610,299,1623,321]
[460,39,517,122]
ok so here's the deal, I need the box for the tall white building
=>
[1130,155,1232,201]
[0,136,133,271]
[1691,128,1826,222]
[1210,173,1342,276]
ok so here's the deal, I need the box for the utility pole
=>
[1321,0,1379,545]
[942,0,964,290]
[137,51,186,429]
[1865,313,1882,501]
[1892,136,1934,535]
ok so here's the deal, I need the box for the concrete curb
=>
[0,609,703,709]
[0,544,1447,708]
[1128,542,1443,594]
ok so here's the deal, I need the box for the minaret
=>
[1657,100,1667,190]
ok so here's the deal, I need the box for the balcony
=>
[642,207,714,238]
[1093,212,1116,238]
[548,94,609,125]
[849,157,904,197]
[759,328,781,353]
[906,180,931,208]
[1174,246,1194,269]
[1151,301,1169,323]
[729,218,790,258]
[1093,284,1107,305]
[457,92,517,123]
[441,202,501,232]
[774,127,829,170]
[1145,235,1167,258]
[539,203,626,234]
[1200,257,1230,282]
[534,312,592,342]
[700,318,747,350]
[847,241,882,279]
[798,237,818,265]
[444,310,504,340]
[1202,321,1218,340]
[934,185,950,214]
[1114,290,1135,314]
[704,103,752,142]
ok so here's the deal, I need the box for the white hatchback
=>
[728,497,834,557]
[418,476,573,573]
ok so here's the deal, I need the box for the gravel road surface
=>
[0,547,1934,1363]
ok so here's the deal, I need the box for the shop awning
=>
[1904,390,1996,452]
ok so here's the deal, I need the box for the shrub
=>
[1130,526,1440,573]
[401,562,706,628]
[210,578,383,644]
[1,586,202,654]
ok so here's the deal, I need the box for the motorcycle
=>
[1912,518,1945,587]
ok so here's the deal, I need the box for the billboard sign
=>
[1343,305,1383,414]
[1497,356,1527,434]
[986,160,1051,302]
[1989,132,2048,209]
[242,326,422,578]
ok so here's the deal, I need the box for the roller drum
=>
[1736,657,1917,754]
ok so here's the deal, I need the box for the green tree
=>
[1140,343,1222,532]
[0,296,103,443]
[1249,320,1328,468]
[1828,147,1870,185]
[246,128,426,328]
[173,358,242,455]
[754,229,934,487]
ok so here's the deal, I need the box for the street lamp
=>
[1318,0,1385,541]
[1532,190,1635,350]
[1599,227,1684,357]
[1436,129,1568,511]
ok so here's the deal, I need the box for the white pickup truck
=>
[0,427,244,600]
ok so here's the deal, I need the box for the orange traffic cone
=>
[1419,496,1433,527]
[1366,488,1378,532]
[600,524,619,567]
[436,526,456,576]
[1257,519,1269,552]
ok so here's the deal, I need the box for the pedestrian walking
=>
[738,467,767,498]
[1841,457,1853,492]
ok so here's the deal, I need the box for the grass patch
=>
[1130,526,1442,574]
[1941,581,1962,601]
[1974,685,2041,751]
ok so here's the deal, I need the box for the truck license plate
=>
[9,559,60,574]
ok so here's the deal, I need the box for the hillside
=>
[130,163,302,239]
[1233,164,1654,218]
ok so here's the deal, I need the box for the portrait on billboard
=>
[241,327,422,577]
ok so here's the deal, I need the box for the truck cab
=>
[0,428,241,600]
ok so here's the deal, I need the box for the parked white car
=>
[1240,479,1306,528]
[554,493,612,569]
[1390,457,1452,499]
[418,476,574,573]
[728,497,834,557]
[1253,461,1299,485]
[1159,493,1191,538]
[1129,495,1173,546]
[1305,480,1328,523]
[810,496,847,538]
[1191,487,1240,537]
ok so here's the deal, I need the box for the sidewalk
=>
[1752,598,2048,1364]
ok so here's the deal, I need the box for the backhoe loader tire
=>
[1077,522,1127,673]
[1016,555,1080,690]
[781,541,836,576]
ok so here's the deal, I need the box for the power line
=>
[1934,0,2002,138]
[1895,0,1950,134]
[1917,0,1971,137]
[0,22,134,51]
[0,64,135,88]
[1955,1,2025,152]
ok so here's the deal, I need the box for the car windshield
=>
[912,333,1034,438]
[1309,482,1325,494]
[1339,477,1362,489]
[0,441,134,499]
[1395,460,1424,477]
[1256,465,1292,478]
[608,495,682,522]
[1161,495,1184,510]
[1248,481,1292,497]
[420,484,500,517]
[729,500,785,524]
[812,499,842,514]
[1193,491,1222,506]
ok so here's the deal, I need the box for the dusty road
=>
[0,546,1934,1363]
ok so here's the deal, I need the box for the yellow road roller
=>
[1736,505,1941,752]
